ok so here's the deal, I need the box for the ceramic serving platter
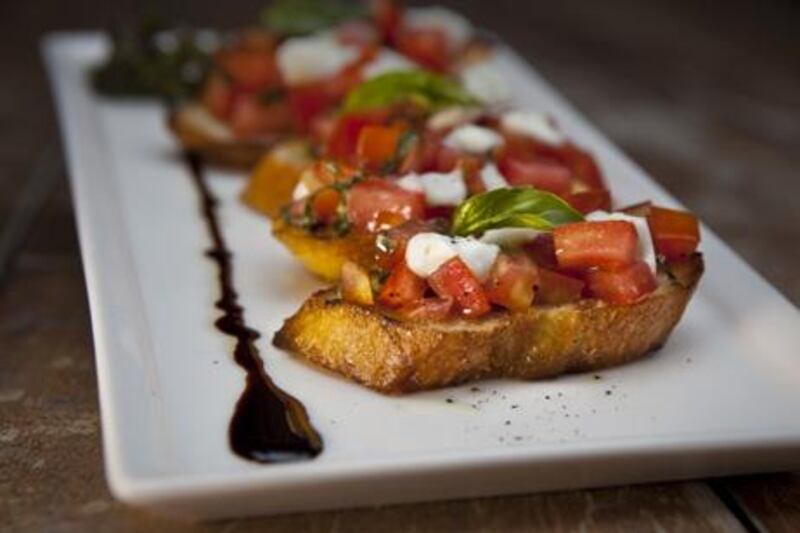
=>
[43,32,800,519]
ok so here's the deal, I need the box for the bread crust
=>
[167,104,280,169]
[271,220,377,282]
[274,255,704,393]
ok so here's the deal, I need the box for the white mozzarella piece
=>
[405,233,500,281]
[479,162,509,191]
[451,238,500,281]
[443,124,503,154]
[500,110,564,145]
[586,211,657,274]
[480,227,542,247]
[418,169,468,206]
[405,233,458,277]
[291,180,310,201]
[427,106,482,131]
[276,33,359,86]
[395,174,424,193]
[362,48,416,79]
[404,6,473,51]
[459,60,512,107]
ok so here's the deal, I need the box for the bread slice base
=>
[273,255,704,393]
[167,104,279,169]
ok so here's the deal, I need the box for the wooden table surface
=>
[2,0,799,530]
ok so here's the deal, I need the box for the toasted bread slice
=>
[168,104,280,168]
[241,140,313,218]
[274,255,703,393]
[272,220,376,282]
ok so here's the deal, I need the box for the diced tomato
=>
[536,268,585,305]
[395,27,449,71]
[309,112,337,147]
[310,188,342,224]
[378,260,426,308]
[347,178,426,232]
[434,145,461,172]
[559,144,605,190]
[370,0,402,41]
[484,253,539,312]
[326,110,389,162]
[229,94,293,138]
[647,206,700,260]
[395,297,453,321]
[586,261,657,304]
[201,73,234,120]
[463,166,487,195]
[287,67,362,131]
[341,261,374,306]
[215,49,280,91]
[554,220,639,270]
[498,152,572,195]
[308,159,359,186]
[525,233,558,270]
[356,124,404,172]
[428,257,492,317]
[564,189,612,214]
[287,83,337,133]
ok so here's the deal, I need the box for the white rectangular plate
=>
[44,32,800,519]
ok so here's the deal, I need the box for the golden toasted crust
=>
[241,140,313,218]
[272,220,377,282]
[274,255,704,393]
[167,104,279,169]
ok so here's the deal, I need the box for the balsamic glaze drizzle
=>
[185,152,323,463]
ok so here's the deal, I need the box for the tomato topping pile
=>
[339,201,701,319]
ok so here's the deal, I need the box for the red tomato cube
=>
[586,261,657,304]
[428,257,491,317]
[647,207,700,260]
[378,260,426,308]
[484,253,539,312]
[553,220,638,270]
[347,178,426,232]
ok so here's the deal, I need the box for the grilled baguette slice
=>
[168,103,281,168]
[274,255,703,394]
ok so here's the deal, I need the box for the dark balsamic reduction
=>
[185,152,323,463]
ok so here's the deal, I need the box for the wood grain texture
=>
[1,0,799,531]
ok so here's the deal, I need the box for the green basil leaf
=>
[343,70,478,113]
[261,0,367,36]
[451,187,584,236]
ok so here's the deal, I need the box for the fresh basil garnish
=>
[261,0,367,36]
[343,70,478,113]
[451,187,584,236]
